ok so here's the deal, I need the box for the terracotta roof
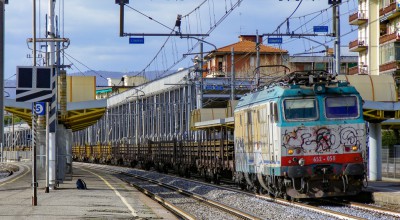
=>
[214,40,287,54]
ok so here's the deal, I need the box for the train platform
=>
[0,162,177,219]
[364,179,400,206]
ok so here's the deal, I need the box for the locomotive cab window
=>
[283,98,317,120]
[325,96,359,119]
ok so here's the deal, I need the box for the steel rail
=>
[78,163,389,220]
[320,199,400,219]
[120,172,262,220]
[78,163,262,220]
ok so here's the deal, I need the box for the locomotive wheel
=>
[283,193,292,201]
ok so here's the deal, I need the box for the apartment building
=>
[349,0,400,76]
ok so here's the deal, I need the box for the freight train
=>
[73,70,367,199]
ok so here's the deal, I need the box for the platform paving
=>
[365,179,400,207]
[0,162,177,219]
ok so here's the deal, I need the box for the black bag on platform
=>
[76,179,87,190]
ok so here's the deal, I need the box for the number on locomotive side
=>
[313,156,322,162]
[327,156,336,162]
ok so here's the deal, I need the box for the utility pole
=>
[255,30,260,87]
[0,0,7,163]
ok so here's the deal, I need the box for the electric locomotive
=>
[234,70,366,198]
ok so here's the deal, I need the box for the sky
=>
[3,0,358,82]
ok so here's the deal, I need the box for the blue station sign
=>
[313,26,329,33]
[268,37,282,44]
[267,37,283,44]
[129,37,144,44]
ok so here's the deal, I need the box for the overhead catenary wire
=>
[226,0,356,88]
[130,0,244,80]
[63,52,112,81]
[64,54,85,76]
[125,4,175,32]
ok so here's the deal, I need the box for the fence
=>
[2,151,31,162]
[381,145,400,179]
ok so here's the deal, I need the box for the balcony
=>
[349,39,368,52]
[379,2,400,21]
[379,32,400,44]
[349,11,368,25]
[379,61,400,73]
[348,66,368,75]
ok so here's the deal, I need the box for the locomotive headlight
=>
[299,158,305,166]
[352,146,358,151]
[288,149,294,155]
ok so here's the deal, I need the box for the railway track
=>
[77,162,400,220]
[314,198,400,219]
[146,167,400,220]
[78,163,262,220]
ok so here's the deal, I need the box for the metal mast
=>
[0,0,6,163]
[330,0,341,75]
[47,0,57,189]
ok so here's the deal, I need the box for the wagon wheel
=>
[184,167,191,178]
[213,171,221,185]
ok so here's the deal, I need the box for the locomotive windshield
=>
[325,96,359,119]
[283,98,317,120]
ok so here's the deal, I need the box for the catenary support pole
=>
[48,0,57,189]
[31,0,38,206]
[231,47,235,100]
[255,30,260,87]
[334,3,341,75]
[199,42,203,108]
[0,0,5,163]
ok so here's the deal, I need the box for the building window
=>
[380,0,395,9]
[380,43,400,64]
[218,57,223,71]
[303,63,312,71]
[315,63,326,70]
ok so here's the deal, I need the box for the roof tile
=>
[215,40,287,53]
